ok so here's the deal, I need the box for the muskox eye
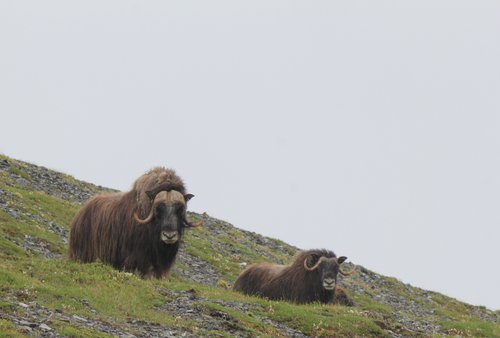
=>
[177,205,186,215]
[156,204,166,214]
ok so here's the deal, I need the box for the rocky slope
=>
[0,154,498,337]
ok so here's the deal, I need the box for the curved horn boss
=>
[303,255,326,271]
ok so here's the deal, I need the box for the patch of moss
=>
[1,185,78,227]
[441,319,500,337]
[62,173,107,196]
[183,225,293,283]
[201,301,278,336]
[0,210,65,256]
[8,167,31,181]
[1,155,499,337]
[0,319,22,337]
[51,320,112,338]
[255,300,387,337]
[351,293,393,315]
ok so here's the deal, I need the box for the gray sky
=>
[1,1,499,309]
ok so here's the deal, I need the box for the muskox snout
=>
[161,230,178,244]
[323,278,336,290]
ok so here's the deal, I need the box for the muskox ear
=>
[184,194,195,202]
[337,256,348,265]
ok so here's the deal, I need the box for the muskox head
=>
[133,190,199,244]
[303,254,356,294]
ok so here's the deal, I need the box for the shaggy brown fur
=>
[68,167,194,278]
[233,249,355,305]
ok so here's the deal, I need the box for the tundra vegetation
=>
[0,154,499,337]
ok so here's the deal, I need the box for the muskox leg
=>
[333,286,356,307]
[142,266,155,279]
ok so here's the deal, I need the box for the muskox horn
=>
[339,266,357,276]
[183,212,206,228]
[303,256,325,271]
[134,208,154,225]
[336,256,356,276]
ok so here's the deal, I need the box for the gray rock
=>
[72,314,88,322]
[19,320,36,327]
[39,323,52,331]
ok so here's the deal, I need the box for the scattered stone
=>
[18,325,33,333]
[39,323,52,331]
[7,209,18,219]
[72,314,88,322]
[1,157,499,337]
[19,320,36,327]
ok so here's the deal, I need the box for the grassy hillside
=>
[0,154,498,337]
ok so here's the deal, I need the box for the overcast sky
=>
[1,1,499,310]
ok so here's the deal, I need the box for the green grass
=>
[0,319,23,338]
[441,319,500,337]
[1,154,499,337]
[8,167,31,181]
[201,301,278,336]
[258,301,387,337]
[0,258,183,326]
[1,183,78,226]
[427,292,500,337]
[50,320,112,338]
[184,223,292,282]
[155,279,389,337]
[0,210,65,257]
[351,292,393,315]
[1,253,390,337]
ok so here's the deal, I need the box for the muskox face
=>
[304,255,353,291]
[155,198,185,244]
[318,257,346,290]
[134,190,195,244]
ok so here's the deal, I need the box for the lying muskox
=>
[233,249,355,305]
[68,167,200,278]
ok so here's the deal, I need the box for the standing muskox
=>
[233,249,356,305]
[68,167,200,278]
